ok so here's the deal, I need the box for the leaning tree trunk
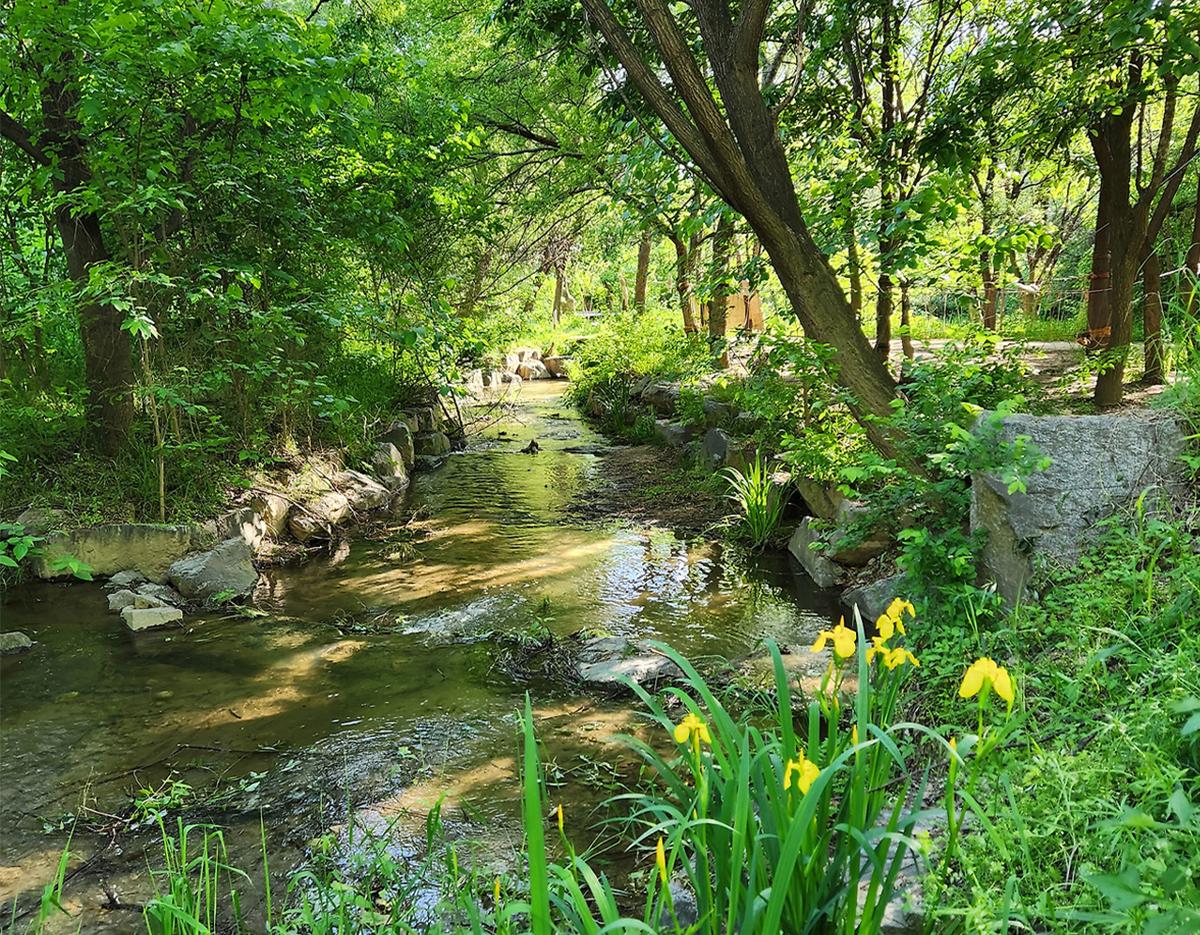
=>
[634,230,652,310]
[1142,251,1164,384]
[577,0,902,458]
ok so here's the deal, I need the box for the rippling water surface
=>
[0,382,833,929]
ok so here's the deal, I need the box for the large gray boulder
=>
[971,412,1187,603]
[335,470,391,512]
[517,359,551,380]
[211,507,267,552]
[15,507,66,535]
[0,631,34,654]
[787,518,845,589]
[33,524,214,582]
[841,573,907,624]
[380,422,416,468]
[288,492,350,543]
[414,431,452,458]
[576,636,681,690]
[167,537,258,601]
[369,442,410,490]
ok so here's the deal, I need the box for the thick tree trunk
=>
[634,230,652,310]
[980,264,999,331]
[1089,106,1138,408]
[874,269,893,358]
[1142,251,1164,384]
[42,76,133,454]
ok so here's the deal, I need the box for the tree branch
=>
[0,110,49,166]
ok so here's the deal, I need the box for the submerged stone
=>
[576,636,681,689]
[0,631,33,654]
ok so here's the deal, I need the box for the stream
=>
[0,382,835,930]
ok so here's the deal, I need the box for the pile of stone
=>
[462,347,570,393]
[17,402,462,632]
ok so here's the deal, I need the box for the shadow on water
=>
[0,382,836,929]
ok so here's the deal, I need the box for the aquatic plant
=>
[721,454,787,548]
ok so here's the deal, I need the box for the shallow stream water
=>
[0,382,834,930]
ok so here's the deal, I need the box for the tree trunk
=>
[1089,105,1138,408]
[1142,250,1164,384]
[845,208,862,316]
[980,258,999,331]
[708,215,733,368]
[42,76,133,454]
[900,279,914,359]
[672,236,700,333]
[874,270,893,358]
[874,9,897,360]
[551,270,564,326]
[634,230,652,310]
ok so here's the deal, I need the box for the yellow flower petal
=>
[655,836,668,885]
[811,631,830,653]
[992,665,1014,704]
[673,722,690,743]
[959,659,987,698]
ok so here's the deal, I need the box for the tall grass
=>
[722,455,788,547]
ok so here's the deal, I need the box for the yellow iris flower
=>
[784,753,821,794]
[959,657,1014,704]
[655,836,668,885]
[673,712,711,746]
[811,618,857,659]
[882,646,920,670]
[556,804,564,834]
